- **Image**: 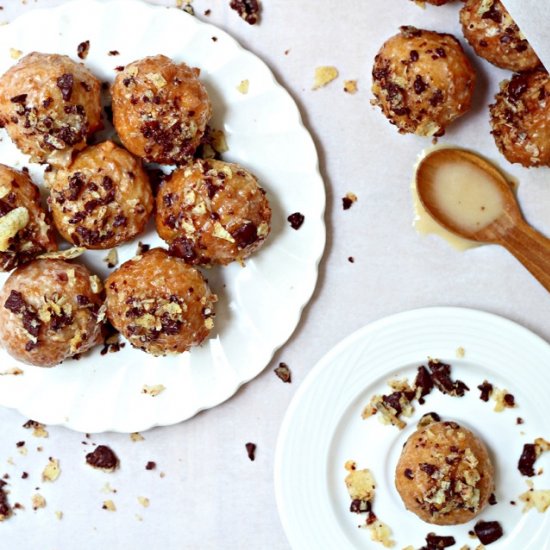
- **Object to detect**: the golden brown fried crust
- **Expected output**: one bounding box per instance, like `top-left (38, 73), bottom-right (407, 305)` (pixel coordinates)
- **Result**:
top-left (395, 421), bottom-right (494, 525)
top-left (105, 248), bottom-right (216, 356)
top-left (0, 164), bottom-right (57, 272)
top-left (0, 52), bottom-right (102, 166)
top-left (460, 0), bottom-right (541, 73)
top-left (47, 141), bottom-right (153, 249)
top-left (371, 26), bottom-right (476, 137)
top-left (490, 70), bottom-right (550, 167)
top-left (111, 55), bottom-right (211, 165)
top-left (156, 159), bottom-right (271, 266)
top-left (0, 259), bottom-right (104, 367)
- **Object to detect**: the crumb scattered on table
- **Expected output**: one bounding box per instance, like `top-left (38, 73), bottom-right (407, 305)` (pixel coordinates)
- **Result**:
top-left (102, 499), bottom-right (116, 512)
top-left (342, 192), bottom-right (357, 210)
top-left (22, 420), bottom-right (48, 438)
top-left (31, 493), bottom-right (46, 510)
top-left (274, 362), bottom-right (291, 383)
top-left (42, 457), bottom-right (61, 482)
top-left (313, 66), bottom-right (339, 90)
top-left (245, 442), bottom-right (256, 461)
top-left (343, 80), bottom-right (358, 94)
top-left (137, 496), bottom-right (150, 508)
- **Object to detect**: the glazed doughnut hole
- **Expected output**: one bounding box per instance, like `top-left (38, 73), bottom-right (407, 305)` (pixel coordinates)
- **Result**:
top-left (111, 55), bottom-right (211, 164)
top-left (0, 258), bottom-right (104, 367)
top-left (155, 159), bottom-right (271, 266)
top-left (395, 421), bottom-right (494, 526)
top-left (0, 164), bottom-right (57, 272)
top-left (47, 141), bottom-right (154, 249)
top-left (0, 52), bottom-right (102, 166)
top-left (371, 26), bottom-right (476, 137)
top-left (105, 248), bottom-right (217, 356)
top-left (460, 0), bottom-right (541, 73)
top-left (490, 71), bottom-right (550, 168)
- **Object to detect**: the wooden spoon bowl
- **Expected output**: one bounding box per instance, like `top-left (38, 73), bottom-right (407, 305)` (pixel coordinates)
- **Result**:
top-left (416, 147), bottom-right (550, 292)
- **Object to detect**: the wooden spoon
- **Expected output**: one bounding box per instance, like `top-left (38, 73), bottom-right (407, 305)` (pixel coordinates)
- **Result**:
top-left (416, 147), bottom-right (550, 292)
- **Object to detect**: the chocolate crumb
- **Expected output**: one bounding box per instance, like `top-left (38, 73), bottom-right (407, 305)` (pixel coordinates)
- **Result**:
top-left (114, 66), bottom-right (124, 72)
top-left (15, 441), bottom-right (24, 448)
top-left (245, 442), bottom-right (256, 461)
top-left (348, 256), bottom-right (355, 263)
top-left (366, 510), bottom-right (377, 525)
top-left (428, 360), bottom-right (469, 397)
top-left (85, 445), bottom-right (119, 472)
top-left (230, 0), bottom-right (260, 25)
top-left (474, 520), bottom-right (503, 545)
top-left (56, 73), bottom-right (74, 102)
top-left (349, 499), bottom-right (371, 514)
top-left (145, 461), bottom-right (156, 471)
top-left (425, 533), bottom-right (456, 548)
top-left (504, 393), bottom-right (515, 407)
top-left (518, 443), bottom-right (537, 477)
top-left (0, 482), bottom-right (11, 520)
top-left (404, 468), bottom-right (414, 480)
top-left (136, 241), bottom-right (150, 256)
top-left (108, 50), bottom-right (120, 56)
top-left (274, 362), bottom-right (291, 383)
top-left (477, 380), bottom-right (493, 402)
top-left (414, 365), bottom-right (434, 403)
top-left (77, 41), bottom-right (90, 60)
top-left (10, 94), bottom-right (27, 104)
top-left (21, 472), bottom-right (28, 479)
top-left (287, 212), bottom-right (304, 230)
top-left (517, 417), bottom-right (524, 425)
top-left (342, 192), bottom-right (357, 210)
top-left (489, 493), bottom-right (497, 505)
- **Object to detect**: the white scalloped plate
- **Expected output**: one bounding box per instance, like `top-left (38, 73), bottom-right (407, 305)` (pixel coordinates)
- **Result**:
top-left (275, 307), bottom-right (550, 550)
top-left (0, 0), bottom-right (325, 432)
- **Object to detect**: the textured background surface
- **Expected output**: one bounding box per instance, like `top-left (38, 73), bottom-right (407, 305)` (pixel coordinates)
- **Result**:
top-left (0, 1), bottom-right (549, 549)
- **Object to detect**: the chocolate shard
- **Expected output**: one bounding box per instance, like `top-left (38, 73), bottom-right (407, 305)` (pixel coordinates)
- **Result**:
top-left (474, 520), bottom-right (504, 545)
top-left (85, 445), bottom-right (119, 472)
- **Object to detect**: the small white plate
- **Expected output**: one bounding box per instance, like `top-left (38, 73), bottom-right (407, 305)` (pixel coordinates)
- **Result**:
top-left (274, 307), bottom-right (550, 550)
top-left (0, 0), bottom-right (325, 432)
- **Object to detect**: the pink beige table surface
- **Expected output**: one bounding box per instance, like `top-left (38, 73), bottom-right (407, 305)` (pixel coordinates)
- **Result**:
top-left (0, 1), bottom-right (549, 549)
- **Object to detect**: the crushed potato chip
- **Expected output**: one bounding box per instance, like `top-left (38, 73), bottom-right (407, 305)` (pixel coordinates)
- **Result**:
top-left (102, 500), bottom-right (116, 512)
top-left (343, 80), bottom-right (358, 94)
top-left (236, 79), bottom-right (249, 94)
top-left (142, 384), bottom-right (166, 397)
top-left (38, 247), bottom-right (85, 261)
top-left (313, 66), bottom-right (339, 90)
top-left (137, 496), bottom-right (150, 508)
top-left (367, 519), bottom-right (395, 548)
top-left (0, 207), bottom-right (29, 251)
top-left (520, 481), bottom-right (550, 513)
top-left (32, 494), bottom-right (46, 510)
top-left (42, 458), bottom-right (61, 482)
top-left (345, 468), bottom-right (376, 501)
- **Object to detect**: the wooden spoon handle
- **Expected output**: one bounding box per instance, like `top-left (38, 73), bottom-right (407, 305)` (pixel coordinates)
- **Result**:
top-left (502, 221), bottom-right (550, 292)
